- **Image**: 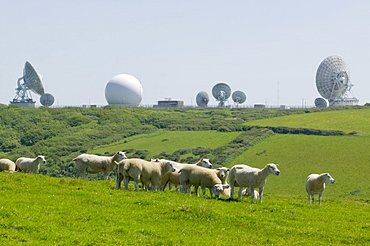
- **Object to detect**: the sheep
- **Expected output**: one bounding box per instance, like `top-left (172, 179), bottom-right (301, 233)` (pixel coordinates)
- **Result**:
top-left (179, 165), bottom-right (229, 198)
top-left (73, 151), bottom-right (127, 180)
top-left (0, 159), bottom-right (16, 172)
top-left (15, 156), bottom-right (46, 174)
top-left (116, 158), bottom-right (176, 191)
top-left (151, 158), bottom-right (213, 191)
top-left (228, 163), bottom-right (280, 203)
top-left (306, 173), bottom-right (335, 205)
top-left (222, 187), bottom-right (260, 200)
top-left (212, 167), bottom-right (230, 184)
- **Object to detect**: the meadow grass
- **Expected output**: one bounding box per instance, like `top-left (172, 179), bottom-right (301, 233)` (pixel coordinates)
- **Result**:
top-left (231, 134), bottom-right (370, 199)
top-left (91, 130), bottom-right (242, 156)
top-left (0, 172), bottom-right (369, 245)
top-left (245, 108), bottom-right (370, 135)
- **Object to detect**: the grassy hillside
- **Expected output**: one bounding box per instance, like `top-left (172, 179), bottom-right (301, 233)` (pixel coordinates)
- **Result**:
top-left (1, 173), bottom-right (369, 245)
top-left (246, 108), bottom-right (370, 135)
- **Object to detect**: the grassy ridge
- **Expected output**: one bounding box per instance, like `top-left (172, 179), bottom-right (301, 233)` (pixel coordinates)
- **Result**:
top-left (0, 173), bottom-right (369, 245)
top-left (246, 108), bottom-right (370, 135)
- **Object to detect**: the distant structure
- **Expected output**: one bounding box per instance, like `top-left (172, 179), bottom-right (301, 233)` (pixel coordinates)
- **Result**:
top-left (105, 74), bottom-right (143, 107)
top-left (11, 61), bottom-right (55, 107)
top-left (232, 90), bottom-right (246, 107)
top-left (212, 82), bottom-right (232, 107)
top-left (155, 99), bottom-right (184, 108)
top-left (315, 55), bottom-right (358, 107)
top-left (314, 97), bottom-right (328, 108)
top-left (196, 91), bottom-right (209, 107)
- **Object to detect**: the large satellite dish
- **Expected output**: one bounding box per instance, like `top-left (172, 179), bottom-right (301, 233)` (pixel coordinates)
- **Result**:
top-left (196, 91), bottom-right (209, 107)
top-left (212, 82), bottom-right (231, 107)
top-left (232, 90), bottom-right (246, 106)
top-left (315, 55), bottom-right (358, 107)
top-left (314, 97), bottom-right (328, 108)
top-left (11, 61), bottom-right (54, 107)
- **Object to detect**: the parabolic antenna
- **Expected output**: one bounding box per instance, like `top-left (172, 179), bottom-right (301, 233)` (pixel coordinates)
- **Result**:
top-left (40, 93), bottom-right (55, 107)
top-left (196, 91), bottom-right (209, 107)
top-left (314, 97), bottom-right (327, 108)
top-left (11, 61), bottom-right (50, 108)
top-left (23, 61), bottom-right (45, 95)
top-left (212, 82), bottom-right (231, 107)
top-left (315, 55), bottom-right (358, 106)
top-left (232, 90), bottom-right (246, 105)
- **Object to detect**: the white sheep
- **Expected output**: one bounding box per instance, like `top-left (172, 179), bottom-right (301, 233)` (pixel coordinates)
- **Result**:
top-left (179, 165), bottom-right (229, 198)
top-left (306, 173), bottom-right (335, 205)
top-left (228, 163), bottom-right (280, 203)
top-left (15, 156), bottom-right (46, 174)
top-left (151, 158), bottom-right (213, 191)
top-left (0, 159), bottom-right (16, 172)
top-left (73, 151), bottom-right (127, 180)
top-left (222, 187), bottom-right (260, 200)
top-left (116, 158), bottom-right (176, 191)
top-left (212, 167), bottom-right (230, 184)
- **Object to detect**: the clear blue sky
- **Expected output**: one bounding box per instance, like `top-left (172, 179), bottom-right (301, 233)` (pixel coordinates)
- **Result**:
top-left (1, 0), bottom-right (369, 107)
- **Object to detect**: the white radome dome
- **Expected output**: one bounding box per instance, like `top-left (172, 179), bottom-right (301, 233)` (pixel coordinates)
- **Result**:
top-left (105, 74), bottom-right (143, 106)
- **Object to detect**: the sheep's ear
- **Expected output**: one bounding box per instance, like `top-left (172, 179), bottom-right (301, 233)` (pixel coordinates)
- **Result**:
top-left (227, 168), bottom-right (230, 171)
top-left (223, 184), bottom-right (230, 188)
top-left (216, 168), bottom-right (220, 170)
top-left (114, 161), bottom-right (119, 166)
top-left (276, 164), bottom-right (279, 167)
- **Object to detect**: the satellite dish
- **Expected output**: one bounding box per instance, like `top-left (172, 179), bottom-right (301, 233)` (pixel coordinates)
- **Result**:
top-left (23, 61), bottom-right (45, 96)
top-left (196, 91), bottom-right (209, 107)
top-left (316, 55), bottom-right (358, 106)
top-left (314, 97), bottom-right (327, 108)
top-left (212, 82), bottom-right (231, 107)
top-left (40, 93), bottom-right (55, 107)
top-left (11, 61), bottom-right (45, 107)
top-left (232, 90), bottom-right (246, 105)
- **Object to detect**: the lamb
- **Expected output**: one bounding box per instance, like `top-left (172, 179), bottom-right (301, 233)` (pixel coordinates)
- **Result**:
top-left (228, 163), bottom-right (280, 203)
top-left (0, 159), bottom-right (16, 172)
top-left (15, 156), bottom-right (46, 174)
top-left (306, 173), bottom-right (335, 205)
top-left (179, 165), bottom-right (229, 198)
top-left (222, 187), bottom-right (260, 200)
top-left (73, 151), bottom-right (127, 180)
top-left (116, 158), bottom-right (176, 191)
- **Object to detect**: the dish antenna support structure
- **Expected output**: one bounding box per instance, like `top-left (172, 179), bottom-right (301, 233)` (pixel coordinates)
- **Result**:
top-left (212, 82), bottom-right (231, 107)
top-left (11, 61), bottom-right (54, 107)
top-left (315, 55), bottom-right (358, 107)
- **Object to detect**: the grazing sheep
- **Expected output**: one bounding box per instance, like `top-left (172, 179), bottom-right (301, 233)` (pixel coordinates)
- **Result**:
top-left (179, 165), bottom-right (229, 198)
top-left (116, 158), bottom-right (176, 191)
top-left (151, 158), bottom-right (213, 191)
top-left (229, 163), bottom-right (280, 203)
top-left (15, 156), bottom-right (46, 174)
top-left (306, 173), bottom-right (335, 205)
top-left (0, 159), bottom-right (16, 172)
top-left (73, 151), bottom-right (127, 180)
top-left (222, 187), bottom-right (260, 200)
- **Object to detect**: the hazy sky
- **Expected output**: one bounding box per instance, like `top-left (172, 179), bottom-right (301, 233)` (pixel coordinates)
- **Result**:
top-left (1, 0), bottom-right (370, 107)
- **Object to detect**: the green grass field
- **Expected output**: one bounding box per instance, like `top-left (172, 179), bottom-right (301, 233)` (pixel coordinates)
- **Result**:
top-left (92, 130), bottom-right (242, 157)
top-left (246, 108), bottom-right (370, 135)
top-left (0, 173), bottom-right (369, 245)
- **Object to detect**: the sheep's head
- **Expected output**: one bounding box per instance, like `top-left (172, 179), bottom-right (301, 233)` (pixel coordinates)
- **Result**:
top-left (198, 158), bottom-right (212, 168)
top-left (216, 167), bottom-right (230, 179)
top-left (115, 152), bottom-right (127, 161)
top-left (36, 156), bottom-right (46, 164)
top-left (212, 184), bottom-right (230, 198)
top-left (323, 173), bottom-right (335, 184)
top-left (267, 163), bottom-right (280, 176)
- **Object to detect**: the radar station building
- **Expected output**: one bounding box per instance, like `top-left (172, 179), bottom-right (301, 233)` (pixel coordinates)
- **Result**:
top-left (155, 100), bottom-right (184, 108)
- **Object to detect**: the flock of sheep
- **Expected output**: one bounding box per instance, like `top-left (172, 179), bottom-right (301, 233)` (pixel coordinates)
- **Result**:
top-left (0, 151), bottom-right (335, 204)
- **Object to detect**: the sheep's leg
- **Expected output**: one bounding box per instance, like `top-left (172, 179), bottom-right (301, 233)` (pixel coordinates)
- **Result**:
top-left (116, 173), bottom-right (123, 189)
top-left (103, 171), bottom-right (109, 180)
top-left (307, 194), bottom-right (311, 204)
top-left (194, 186), bottom-right (199, 197)
top-left (311, 194), bottom-right (315, 205)
top-left (202, 187), bottom-right (207, 198)
top-left (250, 187), bottom-right (255, 203)
top-left (238, 187), bottom-right (243, 199)
top-left (123, 177), bottom-right (130, 191)
top-left (259, 187), bottom-right (264, 203)
top-left (134, 181), bottom-right (140, 192)
top-left (318, 193), bottom-right (322, 205)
